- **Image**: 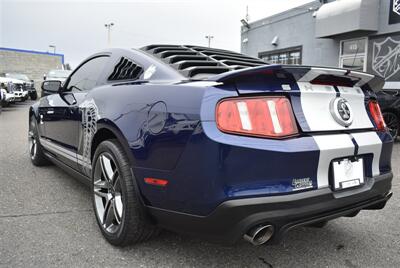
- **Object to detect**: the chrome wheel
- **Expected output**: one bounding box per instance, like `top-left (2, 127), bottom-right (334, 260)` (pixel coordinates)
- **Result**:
top-left (29, 131), bottom-right (37, 159)
top-left (93, 153), bottom-right (123, 234)
top-left (383, 112), bottom-right (399, 139)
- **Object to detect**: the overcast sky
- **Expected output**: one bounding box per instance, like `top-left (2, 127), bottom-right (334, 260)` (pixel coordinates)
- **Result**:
top-left (0, 0), bottom-right (313, 67)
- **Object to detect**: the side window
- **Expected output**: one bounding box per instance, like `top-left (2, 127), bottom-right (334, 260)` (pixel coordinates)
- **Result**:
top-left (108, 57), bottom-right (143, 81)
top-left (67, 56), bottom-right (109, 91)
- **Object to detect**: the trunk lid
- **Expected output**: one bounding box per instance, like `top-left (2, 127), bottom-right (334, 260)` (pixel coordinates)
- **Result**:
top-left (210, 65), bottom-right (385, 132)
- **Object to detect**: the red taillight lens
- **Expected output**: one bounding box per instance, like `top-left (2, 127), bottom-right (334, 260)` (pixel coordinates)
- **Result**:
top-left (216, 97), bottom-right (298, 138)
top-left (368, 100), bottom-right (386, 131)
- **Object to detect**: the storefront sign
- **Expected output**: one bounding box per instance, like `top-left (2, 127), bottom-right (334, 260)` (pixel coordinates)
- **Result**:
top-left (367, 33), bottom-right (400, 82)
top-left (389, 0), bottom-right (400, 24)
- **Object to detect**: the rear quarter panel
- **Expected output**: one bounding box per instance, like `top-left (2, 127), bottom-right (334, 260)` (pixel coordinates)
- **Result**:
top-left (88, 82), bottom-right (206, 170)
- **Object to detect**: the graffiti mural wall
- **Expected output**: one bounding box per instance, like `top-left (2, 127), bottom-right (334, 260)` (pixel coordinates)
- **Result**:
top-left (367, 32), bottom-right (400, 83)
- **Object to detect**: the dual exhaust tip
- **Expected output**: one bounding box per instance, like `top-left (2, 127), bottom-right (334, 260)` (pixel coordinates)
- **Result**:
top-left (243, 224), bottom-right (274, 246)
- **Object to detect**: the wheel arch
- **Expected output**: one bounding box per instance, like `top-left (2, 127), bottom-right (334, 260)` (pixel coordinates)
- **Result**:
top-left (91, 119), bottom-right (152, 208)
top-left (91, 119), bottom-right (135, 166)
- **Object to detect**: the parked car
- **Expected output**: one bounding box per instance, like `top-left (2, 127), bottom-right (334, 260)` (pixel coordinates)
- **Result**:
top-left (43, 69), bottom-right (72, 83)
top-left (0, 73), bottom-right (37, 100)
top-left (13, 85), bottom-right (27, 102)
top-left (0, 88), bottom-right (15, 107)
top-left (0, 86), bottom-right (2, 113)
top-left (29, 46), bottom-right (393, 247)
top-left (42, 70), bottom-right (72, 97)
top-left (376, 89), bottom-right (400, 140)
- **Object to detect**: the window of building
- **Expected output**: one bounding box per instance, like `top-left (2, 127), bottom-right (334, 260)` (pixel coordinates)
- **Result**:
top-left (339, 38), bottom-right (367, 71)
top-left (259, 47), bottom-right (302, 65)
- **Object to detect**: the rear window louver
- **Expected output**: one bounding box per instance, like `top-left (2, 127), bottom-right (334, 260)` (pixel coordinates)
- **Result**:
top-left (141, 44), bottom-right (266, 78)
top-left (108, 57), bottom-right (143, 81)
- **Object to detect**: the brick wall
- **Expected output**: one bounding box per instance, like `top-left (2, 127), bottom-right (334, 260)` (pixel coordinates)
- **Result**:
top-left (0, 49), bottom-right (63, 94)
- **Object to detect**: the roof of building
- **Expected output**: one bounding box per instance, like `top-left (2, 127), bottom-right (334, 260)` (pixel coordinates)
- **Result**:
top-left (0, 47), bottom-right (64, 63)
top-left (244, 0), bottom-right (321, 30)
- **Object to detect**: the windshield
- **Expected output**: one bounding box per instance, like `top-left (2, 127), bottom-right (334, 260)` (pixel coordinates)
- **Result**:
top-left (47, 70), bottom-right (71, 78)
top-left (6, 73), bottom-right (30, 81)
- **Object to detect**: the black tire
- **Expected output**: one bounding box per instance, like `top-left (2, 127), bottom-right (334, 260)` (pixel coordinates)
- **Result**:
top-left (383, 112), bottom-right (399, 140)
top-left (30, 92), bottom-right (38, 100)
top-left (29, 116), bottom-right (51, 166)
top-left (92, 139), bottom-right (160, 246)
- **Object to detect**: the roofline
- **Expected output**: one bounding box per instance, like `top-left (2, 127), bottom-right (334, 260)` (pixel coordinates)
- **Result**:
top-left (0, 47), bottom-right (65, 64)
top-left (244, 0), bottom-right (320, 29)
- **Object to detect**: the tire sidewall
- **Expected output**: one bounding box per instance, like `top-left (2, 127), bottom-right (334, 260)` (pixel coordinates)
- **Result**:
top-left (383, 112), bottom-right (399, 140)
top-left (29, 116), bottom-right (42, 163)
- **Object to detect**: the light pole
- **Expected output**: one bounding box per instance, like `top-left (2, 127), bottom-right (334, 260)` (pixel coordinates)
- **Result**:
top-left (205, 35), bottom-right (214, 48)
top-left (104, 22), bottom-right (115, 46)
top-left (49, 45), bottom-right (56, 54)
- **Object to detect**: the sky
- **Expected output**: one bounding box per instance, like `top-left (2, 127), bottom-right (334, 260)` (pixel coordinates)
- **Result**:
top-left (0, 0), bottom-right (313, 68)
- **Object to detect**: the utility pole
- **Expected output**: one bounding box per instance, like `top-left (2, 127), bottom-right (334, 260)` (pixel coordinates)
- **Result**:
top-left (104, 22), bottom-right (115, 46)
top-left (49, 45), bottom-right (56, 54)
top-left (205, 35), bottom-right (214, 48)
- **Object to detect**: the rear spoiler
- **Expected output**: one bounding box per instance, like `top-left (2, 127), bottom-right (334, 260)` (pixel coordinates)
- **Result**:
top-left (209, 65), bottom-right (385, 92)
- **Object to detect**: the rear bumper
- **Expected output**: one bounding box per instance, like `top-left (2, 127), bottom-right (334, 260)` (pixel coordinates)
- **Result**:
top-left (148, 172), bottom-right (392, 244)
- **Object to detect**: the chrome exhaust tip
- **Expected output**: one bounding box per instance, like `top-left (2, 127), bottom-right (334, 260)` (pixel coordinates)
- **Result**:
top-left (243, 224), bottom-right (274, 246)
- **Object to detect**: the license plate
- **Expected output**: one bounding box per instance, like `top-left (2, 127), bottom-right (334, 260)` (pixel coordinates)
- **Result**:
top-left (332, 158), bottom-right (364, 190)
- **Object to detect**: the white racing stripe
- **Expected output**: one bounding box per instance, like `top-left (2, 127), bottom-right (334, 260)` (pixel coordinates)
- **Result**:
top-left (40, 138), bottom-right (91, 169)
top-left (352, 132), bottom-right (382, 176)
top-left (313, 132), bottom-right (383, 188)
top-left (298, 82), bottom-right (373, 131)
top-left (313, 134), bottom-right (355, 188)
top-left (298, 67), bottom-right (346, 82)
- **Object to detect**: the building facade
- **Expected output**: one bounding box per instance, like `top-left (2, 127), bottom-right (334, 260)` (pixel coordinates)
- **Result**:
top-left (0, 47), bottom-right (64, 90)
top-left (241, 0), bottom-right (400, 89)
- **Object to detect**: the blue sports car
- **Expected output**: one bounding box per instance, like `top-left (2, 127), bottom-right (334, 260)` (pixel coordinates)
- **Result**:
top-left (29, 45), bottom-right (393, 246)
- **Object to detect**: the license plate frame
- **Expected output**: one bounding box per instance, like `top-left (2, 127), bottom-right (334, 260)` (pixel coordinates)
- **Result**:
top-left (332, 158), bottom-right (364, 190)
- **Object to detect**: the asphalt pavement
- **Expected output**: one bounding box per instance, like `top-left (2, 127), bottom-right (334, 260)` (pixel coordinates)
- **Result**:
top-left (0, 101), bottom-right (399, 268)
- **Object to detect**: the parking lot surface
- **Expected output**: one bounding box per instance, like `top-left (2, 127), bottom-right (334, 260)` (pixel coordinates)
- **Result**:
top-left (0, 101), bottom-right (399, 268)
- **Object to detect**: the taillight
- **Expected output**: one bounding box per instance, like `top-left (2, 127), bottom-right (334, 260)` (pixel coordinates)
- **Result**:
top-left (216, 97), bottom-right (298, 138)
top-left (368, 100), bottom-right (386, 131)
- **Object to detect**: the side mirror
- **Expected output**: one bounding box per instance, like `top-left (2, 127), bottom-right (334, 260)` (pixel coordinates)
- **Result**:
top-left (41, 80), bottom-right (62, 94)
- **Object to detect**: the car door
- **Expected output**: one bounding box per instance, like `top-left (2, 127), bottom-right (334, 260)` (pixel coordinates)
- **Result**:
top-left (40, 55), bottom-right (111, 170)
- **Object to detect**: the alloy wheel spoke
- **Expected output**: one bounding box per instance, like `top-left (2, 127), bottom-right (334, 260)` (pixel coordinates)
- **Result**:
top-left (112, 173), bottom-right (120, 189)
top-left (99, 155), bottom-right (115, 182)
top-left (30, 140), bottom-right (35, 156)
top-left (33, 142), bottom-right (37, 157)
top-left (93, 179), bottom-right (110, 190)
top-left (94, 189), bottom-right (111, 200)
top-left (103, 197), bottom-right (115, 227)
top-left (113, 193), bottom-right (123, 223)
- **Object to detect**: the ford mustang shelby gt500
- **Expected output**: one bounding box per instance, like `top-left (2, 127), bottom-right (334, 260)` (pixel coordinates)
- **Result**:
top-left (29, 45), bottom-right (393, 246)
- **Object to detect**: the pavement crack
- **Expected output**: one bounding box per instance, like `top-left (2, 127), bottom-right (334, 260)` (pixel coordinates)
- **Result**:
top-left (0, 209), bottom-right (91, 219)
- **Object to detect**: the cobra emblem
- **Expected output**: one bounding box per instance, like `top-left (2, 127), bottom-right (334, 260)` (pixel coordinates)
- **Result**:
top-left (330, 97), bottom-right (353, 127)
